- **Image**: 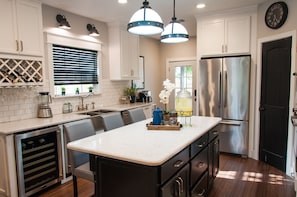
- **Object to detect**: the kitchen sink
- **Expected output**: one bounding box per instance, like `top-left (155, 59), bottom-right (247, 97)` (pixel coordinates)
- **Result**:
top-left (79, 109), bottom-right (114, 116)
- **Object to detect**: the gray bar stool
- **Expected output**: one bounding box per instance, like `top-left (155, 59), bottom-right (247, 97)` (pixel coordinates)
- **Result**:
top-left (99, 112), bottom-right (125, 131)
top-left (127, 108), bottom-right (146, 123)
top-left (64, 119), bottom-right (96, 197)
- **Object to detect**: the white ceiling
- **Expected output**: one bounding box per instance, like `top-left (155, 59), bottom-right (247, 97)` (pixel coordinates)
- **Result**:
top-left (40, 0), bottom-right (267, 37)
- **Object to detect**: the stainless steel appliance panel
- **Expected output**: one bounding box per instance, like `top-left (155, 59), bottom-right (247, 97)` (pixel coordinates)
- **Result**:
top-left (199, 55), bottom-right (250, 156)
top-left (222, 56), bottom-right (250, 121)
top-left (199, 58), bottom-right (222, 117)
top-left (15, 126), bottom-right (63, 197)
top-left (219, 120), bottom-right (249, 155)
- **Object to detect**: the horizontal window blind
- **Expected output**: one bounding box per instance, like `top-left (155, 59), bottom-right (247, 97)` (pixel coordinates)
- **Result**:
top-left (53, 44), bottom-right (98, 85)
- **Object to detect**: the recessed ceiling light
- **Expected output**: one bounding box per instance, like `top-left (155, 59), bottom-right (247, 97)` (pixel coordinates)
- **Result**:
top-left (118, 0), bottom-right (127, 4)
top-left (196, 3), bottom-right (206, 9)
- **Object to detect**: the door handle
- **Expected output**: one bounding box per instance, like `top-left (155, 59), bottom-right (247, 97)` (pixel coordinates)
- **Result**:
top-left (259, 106), bottom-right (265, 111)
top-left (224, 71), bottom-right (227, 107)
top-left (220, 120), bottom-right (241, 126)
top-left (219, 72), bottom-right (222, 108)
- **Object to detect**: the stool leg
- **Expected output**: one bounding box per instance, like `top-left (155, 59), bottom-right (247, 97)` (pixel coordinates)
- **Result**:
top-left (73, 175), bottom-right (78, 197)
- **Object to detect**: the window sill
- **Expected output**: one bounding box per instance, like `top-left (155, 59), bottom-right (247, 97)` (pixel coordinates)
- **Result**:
top-left (53, 92), bottom-right (100, 99)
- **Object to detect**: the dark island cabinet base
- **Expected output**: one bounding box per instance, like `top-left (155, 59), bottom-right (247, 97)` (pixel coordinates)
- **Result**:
top-left (90, 125), bottom-right (220, 197)
top-left (93, 156), bottom-right (159, 197)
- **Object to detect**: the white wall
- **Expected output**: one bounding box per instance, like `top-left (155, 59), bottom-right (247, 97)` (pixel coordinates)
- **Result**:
top-left (139, 36), bottom-right (197, 108)
top-left (139, 36), bottom-right (162, 104)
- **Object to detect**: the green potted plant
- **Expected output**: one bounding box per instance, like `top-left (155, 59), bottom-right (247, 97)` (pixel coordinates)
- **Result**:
top-left (124, 86), bottom-right (137, 103)
top-left (75, 87), bottom-right (79, 94)
top-left (88, 86), bottom-right (93, 92)
top-left (61, 87), bottom-right (66, 96)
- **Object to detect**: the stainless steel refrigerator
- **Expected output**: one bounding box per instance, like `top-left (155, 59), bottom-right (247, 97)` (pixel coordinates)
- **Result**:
top-left (199, 55), bottom-right (250, 156)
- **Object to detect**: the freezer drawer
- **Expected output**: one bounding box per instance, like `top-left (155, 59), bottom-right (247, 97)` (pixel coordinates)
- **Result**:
top-left (219, 120), bottom-right (248, 156)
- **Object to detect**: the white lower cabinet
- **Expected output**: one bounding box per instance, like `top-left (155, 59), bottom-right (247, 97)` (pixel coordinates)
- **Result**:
top-left (0, 136), bottom-right (9, 196)
top-left (0, 135), bottom-right (18, 197)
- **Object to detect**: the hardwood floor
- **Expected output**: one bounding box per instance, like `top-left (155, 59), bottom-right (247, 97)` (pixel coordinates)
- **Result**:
top-left (38, 154), bottom-right (296, 197)
top-left (208, 153), bottom-right (296, 197)
top-left (38, 178), bottom-right (94, 197)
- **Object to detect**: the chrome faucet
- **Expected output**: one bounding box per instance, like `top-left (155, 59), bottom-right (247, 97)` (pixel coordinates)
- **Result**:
top-left (78, 92), bottom-right (94, 111)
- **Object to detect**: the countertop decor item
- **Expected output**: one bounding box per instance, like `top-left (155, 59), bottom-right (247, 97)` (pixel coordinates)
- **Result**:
top-left (146, 122), bottom-right (181, 130)
top-left (124, 85), bottom-right (137, 103)
top-left (159, 79), bottom-right (175, 114)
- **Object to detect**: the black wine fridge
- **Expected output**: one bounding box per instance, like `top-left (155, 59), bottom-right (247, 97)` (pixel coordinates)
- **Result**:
top-left (14, 126), bottom-right (63, 197)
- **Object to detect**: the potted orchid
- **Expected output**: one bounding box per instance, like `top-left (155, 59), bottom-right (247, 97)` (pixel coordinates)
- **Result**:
top-left (159, 79), bottom-right (175, 120)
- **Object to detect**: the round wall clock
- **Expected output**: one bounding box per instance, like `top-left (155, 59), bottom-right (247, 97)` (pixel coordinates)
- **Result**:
top-left (265, 1), bottom-right (288, 29)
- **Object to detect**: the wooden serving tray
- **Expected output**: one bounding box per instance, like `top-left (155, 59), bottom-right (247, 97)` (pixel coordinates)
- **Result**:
top-left (146, 122), bottom-right (182, 131)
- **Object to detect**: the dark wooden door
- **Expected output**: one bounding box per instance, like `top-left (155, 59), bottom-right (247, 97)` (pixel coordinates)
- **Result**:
top-left (259, 37), bottom-right (292, 172)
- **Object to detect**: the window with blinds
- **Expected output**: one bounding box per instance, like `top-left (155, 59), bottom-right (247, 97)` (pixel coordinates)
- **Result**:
top-left (53, 44), bottom-right (98, 85)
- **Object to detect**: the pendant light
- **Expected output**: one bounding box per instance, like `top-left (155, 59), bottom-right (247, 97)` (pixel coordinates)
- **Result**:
top-left (127, 0), bottom-right (164, 35)
top-left (161, 0), bottom-right (189, 43)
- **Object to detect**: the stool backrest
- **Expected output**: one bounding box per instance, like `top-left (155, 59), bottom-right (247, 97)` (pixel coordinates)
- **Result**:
top-left (99, 112), bottom-right (125, 131)
top-left (64, 119), bottom-right (96, 168)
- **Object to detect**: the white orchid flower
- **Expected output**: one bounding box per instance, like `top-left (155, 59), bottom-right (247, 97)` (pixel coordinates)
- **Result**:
top-left (159, 79), bottom-right (175, 107)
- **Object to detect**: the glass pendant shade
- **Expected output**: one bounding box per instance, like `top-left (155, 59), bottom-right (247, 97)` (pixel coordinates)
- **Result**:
top-left (161, 0), bottom-right (189, 43)
top-left (127, 1), bottom-right (164, 35)
top-left (161, 20), bottom-right (189, 43)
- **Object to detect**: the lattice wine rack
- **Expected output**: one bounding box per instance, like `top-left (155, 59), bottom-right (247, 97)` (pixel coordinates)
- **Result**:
top-left (0, 58), bottom-right (43, 87)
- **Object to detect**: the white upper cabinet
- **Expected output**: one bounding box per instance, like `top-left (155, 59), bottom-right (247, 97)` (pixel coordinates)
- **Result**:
top-left (197, 15), bottom-right (251, 56)
top-left (0, 0), bottom-right (43, 57)
top-left (109, 24), bottom-right (139, 80)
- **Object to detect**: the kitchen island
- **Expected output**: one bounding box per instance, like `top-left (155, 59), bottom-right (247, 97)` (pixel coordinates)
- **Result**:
top-left (67, 116), bottom-right (221, 197)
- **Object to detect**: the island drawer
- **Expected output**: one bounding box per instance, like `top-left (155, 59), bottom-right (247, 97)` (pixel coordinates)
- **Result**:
top-left (160, 147), bottom-right (189, 184)
top-left (190, 133), bottom-right (208, 158)
top-left (190, 146), bottom-right (208, 188)
top-left (191, 171), bottom-right (208, 197)
top-left (209, 125), bottom-right (220, 142)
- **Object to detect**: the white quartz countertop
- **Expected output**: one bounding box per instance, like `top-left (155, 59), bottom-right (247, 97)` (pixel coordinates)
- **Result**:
top-left (67, 116), bottom-right (221, 166)
top-left (0, 113), bottom-right (90, 135)
top-left (79, 102), bottom-right (154, 112)
top-left (0, 103), bottom-right (154, 135)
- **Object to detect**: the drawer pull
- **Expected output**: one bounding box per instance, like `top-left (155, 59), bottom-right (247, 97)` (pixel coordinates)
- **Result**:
top-left (174, 176), bottom-right (184, 196)
top-left (177, 176), bottom-right (184, 193)
top-left (173, 160), bottom-right (184, 168)
top-left (197, 189), bottom-right (205, 196)
top-left (198, 162), bottom-right (205, 168)
top-left (197, 142), bottom-right (206, 148)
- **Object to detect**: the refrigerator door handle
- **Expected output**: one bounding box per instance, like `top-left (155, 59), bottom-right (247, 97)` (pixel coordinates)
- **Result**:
top-left (220, 120), bottom-right (241, 126)
top-left (224, 71), bottom-right (228, 107)
top-left (219, 71), bottom-right (222, 108)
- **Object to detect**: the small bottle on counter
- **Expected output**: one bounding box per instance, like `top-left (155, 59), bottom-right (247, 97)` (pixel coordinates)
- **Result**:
top-left (169, 111), bottom-right (178, 125)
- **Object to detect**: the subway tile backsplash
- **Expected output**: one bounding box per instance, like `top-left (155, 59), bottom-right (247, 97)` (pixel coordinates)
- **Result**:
top-left (0, 79), bottom-right (129, 123)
